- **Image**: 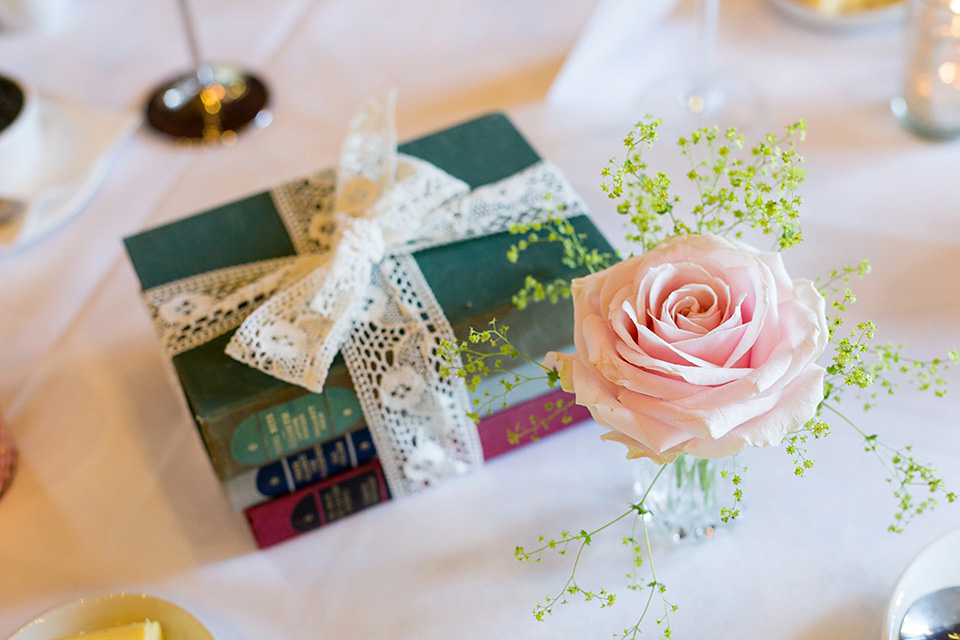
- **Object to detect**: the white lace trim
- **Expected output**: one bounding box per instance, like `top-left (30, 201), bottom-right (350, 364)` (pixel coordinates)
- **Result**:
top-left (142, 97), bottom-right (586, 497)
top-left (341, 254), bottom-right (482, 496)
top-left (271, 167), bottom-right (337, 255)
top-left (145, 256), bottom-right (302, 356)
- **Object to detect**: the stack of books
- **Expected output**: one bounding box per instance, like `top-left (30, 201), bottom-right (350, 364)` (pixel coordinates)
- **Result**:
top-left (124, 113), bottom-right (611, 548)
top-left (237, 376), bottom-right (590, 548)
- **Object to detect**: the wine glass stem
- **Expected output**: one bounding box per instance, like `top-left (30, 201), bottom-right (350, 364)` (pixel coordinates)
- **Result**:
top-left (694, 0), bottom-right (719, 86)
top-left (176, 0), bottom-right (214, 85)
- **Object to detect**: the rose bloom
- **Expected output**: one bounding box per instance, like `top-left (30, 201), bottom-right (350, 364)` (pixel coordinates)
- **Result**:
top-left (546, 233), bottom-right (828, 463)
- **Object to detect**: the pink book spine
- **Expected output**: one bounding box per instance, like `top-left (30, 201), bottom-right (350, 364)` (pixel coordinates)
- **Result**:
top-left (478, 388), bottom-right (588, 460)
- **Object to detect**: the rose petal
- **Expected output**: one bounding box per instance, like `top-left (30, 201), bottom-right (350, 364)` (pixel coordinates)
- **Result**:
top-left (615, 334), bottom-right (751, 385)
top-left (566, 356), bottom-right (694, 452)
top-left (650, 313), bottom-right (747, 366)
top-left (600, 429), bottom-right (684, 464)
top-left (683, 366), bottom-right (825, 457)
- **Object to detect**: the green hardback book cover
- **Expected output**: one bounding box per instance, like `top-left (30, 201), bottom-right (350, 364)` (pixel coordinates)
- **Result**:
top-left (125, 113), bottom-right (612, 481)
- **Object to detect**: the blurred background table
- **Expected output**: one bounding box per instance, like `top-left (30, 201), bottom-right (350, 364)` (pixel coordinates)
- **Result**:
top-left (1, 0), bottom-right (958, 638)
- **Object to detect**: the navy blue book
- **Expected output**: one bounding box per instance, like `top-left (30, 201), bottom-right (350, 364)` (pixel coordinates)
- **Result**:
top-left (224, 426), bottom-right (376, 510)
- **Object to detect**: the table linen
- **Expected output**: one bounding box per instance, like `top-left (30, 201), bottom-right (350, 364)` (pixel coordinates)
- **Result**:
top-left (1, 0), bottom-right (958, 638)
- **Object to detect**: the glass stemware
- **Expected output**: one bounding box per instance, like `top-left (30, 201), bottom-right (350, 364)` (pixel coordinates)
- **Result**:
top-left (641, 0), bottom-right (760, 135)
top-left (144, 0), bottom-right (271, 144)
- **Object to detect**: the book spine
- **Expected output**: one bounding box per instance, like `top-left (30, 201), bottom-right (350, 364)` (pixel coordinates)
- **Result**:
top-left (245, 460), bottom-right (390, 548)
top-left (220, 336), bottom-right (571, 496)
top-left (225, 426), bottom-right (377, 511)
top-left (223, 382), bottom-right (363, 471)
top-left (477, 388), bottom-right (590, 460)
top-left (244, 388), bottom-right (587, 548)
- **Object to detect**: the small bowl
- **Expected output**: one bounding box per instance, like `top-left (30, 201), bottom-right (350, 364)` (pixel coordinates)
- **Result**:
top-left (0, 74), bottom-right (44, 197)
top-left (7, 593), bottom-right (215, 640)
top-left (767, 0), bottom-right (905, 30)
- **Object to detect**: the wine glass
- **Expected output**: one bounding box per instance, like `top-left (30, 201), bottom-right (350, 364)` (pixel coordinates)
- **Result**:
top-left (640, 0), bottom-right (760, 136)
top-left (144, 0), bottom-right (271, 144)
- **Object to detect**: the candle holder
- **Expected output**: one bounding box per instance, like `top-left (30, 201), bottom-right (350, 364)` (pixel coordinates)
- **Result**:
top-left (891, 0), bottom-right (960, 140)
top-left (145, 0), bottom-right (270, 144)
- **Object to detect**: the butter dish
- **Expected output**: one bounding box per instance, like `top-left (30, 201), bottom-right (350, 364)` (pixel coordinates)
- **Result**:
top-left (7, 593), bottom-right (212, 640)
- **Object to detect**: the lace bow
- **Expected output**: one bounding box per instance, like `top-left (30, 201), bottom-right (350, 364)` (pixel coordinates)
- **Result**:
top-left (144, 95), bottom-right (586, 497)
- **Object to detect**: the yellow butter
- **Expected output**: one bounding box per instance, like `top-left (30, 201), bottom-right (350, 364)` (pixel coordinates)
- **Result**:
top-left (55, 619), bottom-right (163, 640)
top-left (794, 0), bottom-right (899, 13)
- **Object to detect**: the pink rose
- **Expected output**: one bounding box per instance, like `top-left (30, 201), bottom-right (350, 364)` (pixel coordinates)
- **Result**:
top-left (546, 233), bottom-right (828, 463)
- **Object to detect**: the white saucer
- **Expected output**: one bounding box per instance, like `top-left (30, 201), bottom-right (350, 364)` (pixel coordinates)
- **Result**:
top-left (0, 93), bottom-right (138, 255)
top-left (768, 0), bottom-right (905, 30)
top-left (7, 593), bottom-right (214, 640)
top-left (882, 526), bottom-right (960, 640)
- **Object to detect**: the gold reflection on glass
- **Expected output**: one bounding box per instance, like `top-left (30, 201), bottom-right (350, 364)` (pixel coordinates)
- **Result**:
top-left (200, 86), bottom-right (223, 114)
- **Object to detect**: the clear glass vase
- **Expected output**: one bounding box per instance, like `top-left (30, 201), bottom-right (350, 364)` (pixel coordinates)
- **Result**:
top-left (632, 454), bottom-right (737, 543)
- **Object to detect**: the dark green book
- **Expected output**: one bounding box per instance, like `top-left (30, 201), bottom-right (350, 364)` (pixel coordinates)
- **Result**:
top-left (125, 113), bottom-right (612, 482)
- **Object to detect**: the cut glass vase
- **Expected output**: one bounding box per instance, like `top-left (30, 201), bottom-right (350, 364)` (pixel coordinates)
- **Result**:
top-left (633, 453), bottom-right (738, 543)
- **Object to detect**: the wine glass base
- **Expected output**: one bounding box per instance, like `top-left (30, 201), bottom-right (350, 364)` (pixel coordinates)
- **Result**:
top-left (145, 64), bottom-right (270, 144)
top-left (639, 74), bottom-right (762, 138)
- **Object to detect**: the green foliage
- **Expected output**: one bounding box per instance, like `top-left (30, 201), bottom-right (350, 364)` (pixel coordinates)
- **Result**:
top-left (440, 319), bottom-right (579, 443)
top-left (784, 419), bottom-right (831, 477)
top-left (600, 118), bottom-right (807, 252)
top-left (507, 212), bottom-right (614, 310)
top-left (439, 320), bottom-right (556, 423)
top-left (515, 523), bottom-right (618, 622)
top-left (718, 463), bottom-right (747, 523)
top-left (823, 404), bottom-right (957, 533)
top-left (515, 465), bottom-right (677, 640)
top-left (818, 259), bottom-right (871, 342)
top-left (506, 395), bottom-right (576, 445)
top-left (812, 260), bottom-right (957, 530)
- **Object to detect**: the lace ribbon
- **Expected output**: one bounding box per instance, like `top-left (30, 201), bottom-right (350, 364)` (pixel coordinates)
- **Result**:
top-left (143, 96), bottom-right (586, 497)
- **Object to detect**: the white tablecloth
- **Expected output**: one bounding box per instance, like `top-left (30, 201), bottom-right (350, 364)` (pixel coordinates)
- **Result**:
top-left (1, 0), bottom-right (958, 638)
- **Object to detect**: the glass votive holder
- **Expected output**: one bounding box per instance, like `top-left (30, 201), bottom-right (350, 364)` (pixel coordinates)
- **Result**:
top-left (0, 413), bottom-right (17, 499)
top-left (891, 0), bottom-right (960, 140)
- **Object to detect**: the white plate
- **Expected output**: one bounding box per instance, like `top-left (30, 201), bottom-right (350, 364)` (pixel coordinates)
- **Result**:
top-left (7, 593), bottom-right (214, 640)
top-left (882, 526), bottom-right (960, 640)
top-left (0, 93), bottom-right (138, 255)
top-left (768, 0), bottom-right (905, 30)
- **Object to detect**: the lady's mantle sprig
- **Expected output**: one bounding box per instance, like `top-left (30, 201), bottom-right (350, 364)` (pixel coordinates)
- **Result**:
top-left (514, 465), bottom-right (678, 640)
top-left (787, 257), bottom-right (959, 531)
top-left (439, 321), bottom-right (578, 442)
top-left (507, 203), bottom-right (613, 311)
top-left (601, 118), bottom-right (806, 252)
